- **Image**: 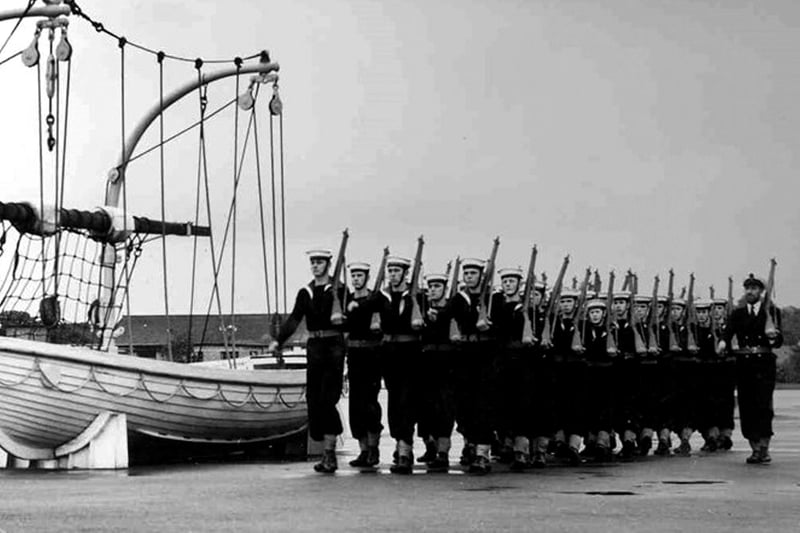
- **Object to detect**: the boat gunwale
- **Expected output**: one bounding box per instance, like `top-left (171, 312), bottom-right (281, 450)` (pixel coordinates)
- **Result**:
top-left (0, 337), bottom-right (305, 388)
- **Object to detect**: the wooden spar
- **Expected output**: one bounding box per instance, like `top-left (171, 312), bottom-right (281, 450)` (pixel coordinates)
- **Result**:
top-left (0, 201), bottom-right (210, 237)
top-left (105, 65), bottom-right (280, 208)
top-left (0, 5), bottom-right (71, 24)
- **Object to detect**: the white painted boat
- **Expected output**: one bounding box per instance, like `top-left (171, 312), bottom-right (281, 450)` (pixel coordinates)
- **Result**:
top-left (0, 336), bottom-right (306, 460)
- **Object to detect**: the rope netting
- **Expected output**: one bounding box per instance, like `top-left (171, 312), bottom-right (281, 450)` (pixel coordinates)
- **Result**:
top-left (0, 2), bottom-right (289, 365)
top-left (0, 221), bottom-right (144, 349)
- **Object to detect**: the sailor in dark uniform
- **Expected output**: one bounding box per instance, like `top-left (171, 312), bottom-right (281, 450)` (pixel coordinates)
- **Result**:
top-left (374, 256), bottom-right (423, 474)
top-left (692, 298), bottom-right (721, 452)
top-left (529, 281), bottom-right (554, 467)
top-left (491, 267), bottom-right (534, 471)
top-left (666, 297), bottom-right (692, 456)
top-left (711, 297), bottom-right (735, 450)
top-left (344, 262), bottom-right (383, 469)
top-left (653, 295), bottom-right (678, 456)
top-left (450, 258), bottom-right (496, 474)
top-left (581, 299), bottom-right (615, 462)
top-left (723, 274), bottom-right (783, 464)
top-left (632, 294), bottom-right (657, 456)
top-left (611, 290), bottom-right (639, 460)
top-left (550, 288), bottom-right (584, 466)
top-left (419, 273), bottom-right (456, 473)
top-left (270, 249), bottom-right (346, 474)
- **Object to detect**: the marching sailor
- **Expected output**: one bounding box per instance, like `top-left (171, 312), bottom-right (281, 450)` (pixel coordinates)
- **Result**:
top-left (344, 262), bottom-right (383, 469)
top-left (270, 249), bottom-right (346, 474)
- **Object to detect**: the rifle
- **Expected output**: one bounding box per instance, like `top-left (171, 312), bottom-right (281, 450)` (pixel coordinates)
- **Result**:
top-left (476, 237), bottom-right (500, 331)
top-left (605, 271), bottom-right (617, 356)
top-left (571, 267), bottom-right (592, 351)
top-left (541, 255), bottom-right (570, 348)
top-left (448, 256), bottom-right (463, 342)
top-left (521, 246), bottom-right (538, 345)
top-left (667, 269), bottom-right (680, 352)
top-left (686, 273), bottom-right (699, 352)
top-left (369, 246), bottom-right (390, 332)
top-left (593, 270), bottom-right (602, 293)
top-left (409, 236), bottom-right (425, 330)
top-left (709, 284), bottom-right (720, 355)
top-left (647, 275), bottom-right (660, 353)
top-left (630, 271), bottom-right (647, 355)
top-left (728, 275), bottom-right (739, 351)
top-left (329, 229), bottom-right (349, 325)
top-left (764, 258), bottom-right (778, 337)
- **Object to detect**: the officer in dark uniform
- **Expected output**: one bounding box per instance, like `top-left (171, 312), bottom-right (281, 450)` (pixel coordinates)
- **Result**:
top-left (723, 274), bottom-right (783, 464)
top-left (450, 258), bottom-right (496, 474)
top-left (344, 262), bottom-right (383, 469)
top-left (712, 296), bottom-right (735, 450)
top-left (419, 272), bottom-right (456, 473)
top-left (374, 256), bottom-right (423, 474)
top-left (270, 249), bottom-right (346, 474)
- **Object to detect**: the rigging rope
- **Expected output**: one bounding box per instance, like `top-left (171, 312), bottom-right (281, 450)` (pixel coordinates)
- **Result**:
top-left (0, 0), bottom-right (34, 61)
top-left (196, 83), bottom-right (232, 363)
top-left (157, 51), bottom-right (173, 362)
top-left (119, 37), bottom-right (133, 356)
top-left (64, 1), bottom-right (266, 66)
top-left (268, 98), bottom-right (280, 313)
top-left (229, 59), bottom-right (243, 369)
top-left (278, 103), bottom-right (287, 312)
top-left (251, 100), bottom-right (272, 318)
top-left (187, 64), bottom-right (206, 362)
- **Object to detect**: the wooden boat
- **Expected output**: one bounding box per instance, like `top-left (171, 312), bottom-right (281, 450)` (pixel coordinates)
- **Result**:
top-left (0, 2), bottom-right (304, 467)
top-left (0, 336), bottom-right (306, 455)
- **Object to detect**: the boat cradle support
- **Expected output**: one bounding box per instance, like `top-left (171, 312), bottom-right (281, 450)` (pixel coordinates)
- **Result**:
top-left (0, 411), bottom-right (129, 470)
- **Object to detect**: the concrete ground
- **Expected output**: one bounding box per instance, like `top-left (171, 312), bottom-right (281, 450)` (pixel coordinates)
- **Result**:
top-left (1, 391), bottom-right (800, 532)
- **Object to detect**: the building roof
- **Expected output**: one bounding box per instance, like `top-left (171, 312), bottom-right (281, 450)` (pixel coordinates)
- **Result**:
top-left (114, 313), bottom-right (308, 348)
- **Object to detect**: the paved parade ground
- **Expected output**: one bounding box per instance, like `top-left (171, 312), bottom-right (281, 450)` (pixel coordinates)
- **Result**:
top-left (1, 390), bottom-right (800, 532)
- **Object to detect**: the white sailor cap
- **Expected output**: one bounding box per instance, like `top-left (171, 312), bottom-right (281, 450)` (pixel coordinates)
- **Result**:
top-left (612, 291), bottom-right (631, 301)
top-left (656, 295), bottom-right (669, 304)
top-left (587, 299), bottom-right (606, 310)
top-left (498, 267), bottom-right (523, 279)
top-left (461, 258), bottom-right (486, 271)
top-left (671, 298), bottom-right (686, 307)
top-left (386, 256), bottom-right (412, 269)
top-left (306, 248), bottom-right (332, 260)
top-left (347, 262), bottom-right (370, 273)
top-left (712, 298), bottom-right (727, 306)
top-left (534, 281), bottom-right (546, 292)
top-left (425, 273), bottom-right (448, 285)
top-left (585, 290), bottom-right (597, 299)
top-left (634, 295), bottom-right (652, 304)
top-left (695, 298), bottom-right (713, 309)
top-left (559, 289), bottom-right (580, 300)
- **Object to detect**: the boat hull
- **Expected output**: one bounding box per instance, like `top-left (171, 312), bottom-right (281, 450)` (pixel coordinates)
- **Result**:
top-left (0, 337), bottom-right (307, 456)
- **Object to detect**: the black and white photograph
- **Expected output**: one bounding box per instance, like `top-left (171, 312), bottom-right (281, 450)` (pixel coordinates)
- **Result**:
top-left (0, 1), bottom-right (798, 531)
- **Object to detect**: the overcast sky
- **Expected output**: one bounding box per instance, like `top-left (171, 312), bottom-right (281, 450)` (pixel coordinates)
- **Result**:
top-left (1, 0), bottom-right (798, 316)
